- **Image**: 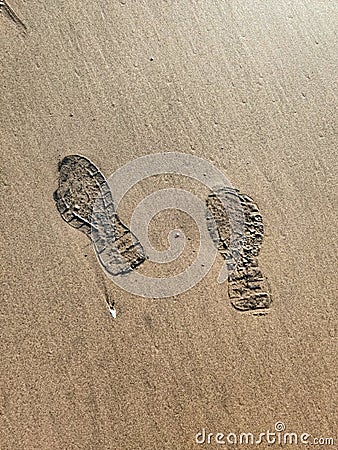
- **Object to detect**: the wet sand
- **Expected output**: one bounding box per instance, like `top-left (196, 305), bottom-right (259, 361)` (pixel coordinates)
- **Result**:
top-left (1, 1), bottom-right (337, 449)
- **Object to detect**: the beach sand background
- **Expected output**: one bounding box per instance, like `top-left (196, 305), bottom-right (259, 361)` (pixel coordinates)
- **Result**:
top-left (1, 1), bottom-right (337, 449)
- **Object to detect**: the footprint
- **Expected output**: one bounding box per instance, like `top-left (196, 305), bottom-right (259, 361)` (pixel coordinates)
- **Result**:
top-left (53, 155), bottom-right (146, 276)
top-left (54, 156), bottom-right (271, 312)
top-left (206, 187), bottom-right (272, 312)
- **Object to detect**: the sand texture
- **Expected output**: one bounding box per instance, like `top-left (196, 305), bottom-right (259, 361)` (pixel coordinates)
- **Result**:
top-left (1, 1), bottom-right (337, 449)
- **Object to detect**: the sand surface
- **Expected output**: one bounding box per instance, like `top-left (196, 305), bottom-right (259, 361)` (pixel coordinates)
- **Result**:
top-left (1, 1), bottom-right (337, 449)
